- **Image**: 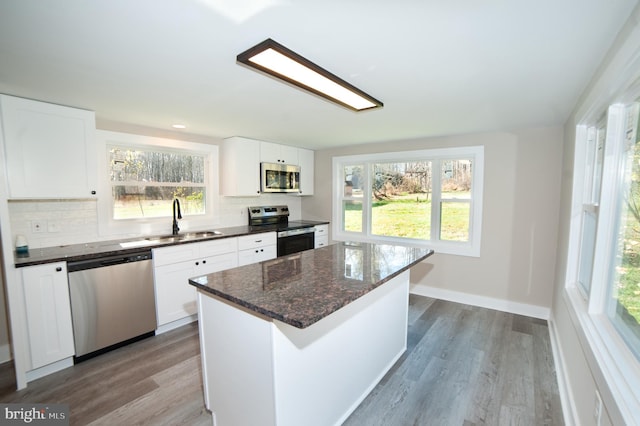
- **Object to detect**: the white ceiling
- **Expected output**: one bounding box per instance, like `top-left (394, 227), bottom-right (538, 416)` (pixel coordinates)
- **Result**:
top-left (0, 0), bottom-right (637, 149)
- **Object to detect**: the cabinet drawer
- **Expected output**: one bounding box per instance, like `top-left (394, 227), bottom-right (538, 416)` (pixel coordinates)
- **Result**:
top-left (315, 236), bottom-right (329, 248)
top-left (199, 238), bottom-right (238, 258)
top-left (237, 232), bottom-right (277, 250)
top-left (314, 224), bottom-right (329, 236)
top-left (153, 243), bottom-right (201, 266)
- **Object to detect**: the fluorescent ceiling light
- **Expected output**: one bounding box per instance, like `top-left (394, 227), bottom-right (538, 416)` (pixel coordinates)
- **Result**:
top-left (237, 39), bottom-right (383, 112)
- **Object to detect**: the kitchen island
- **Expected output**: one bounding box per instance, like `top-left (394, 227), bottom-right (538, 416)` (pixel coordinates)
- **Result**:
top-left (189, 242), bottom-right (433, 426)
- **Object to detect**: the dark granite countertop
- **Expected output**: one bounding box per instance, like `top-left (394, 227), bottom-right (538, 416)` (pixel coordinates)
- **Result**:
top-left (14, 221), bottom-right (329, 267)
top-left (189, 242), bottom-right (434, 329)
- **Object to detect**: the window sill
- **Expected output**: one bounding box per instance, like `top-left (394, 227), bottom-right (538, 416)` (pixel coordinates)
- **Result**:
top-left (562, 286), bottom-right (640, 424)
top-left (332, 232), bottom-right (480, 257)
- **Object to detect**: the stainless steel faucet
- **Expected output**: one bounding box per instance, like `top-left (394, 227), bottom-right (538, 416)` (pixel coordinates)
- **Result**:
top-left (172, 198), bottom-right (182, 235)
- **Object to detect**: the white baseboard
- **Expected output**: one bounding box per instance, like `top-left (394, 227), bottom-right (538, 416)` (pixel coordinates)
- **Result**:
top-left (25, 357), bottom-right (74, 383)
top-left (0, 343), bottom-right (11, 364)
top-left (409, 284), bottom-right (551, 320)
top-left (155, 314), bottom-right (197, 335)
top-left (547, 317), bottom-right (578, 426)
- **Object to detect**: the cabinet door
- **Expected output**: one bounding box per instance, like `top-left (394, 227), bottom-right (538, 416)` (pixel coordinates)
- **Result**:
top-left (298, 148), bottom-right (314, 195)
top-left (238, 245), bottom-right (277, 266)
top-left (221, 137), bottom-right (261, 196)
top-left (154, 260), bottom-right (199, 325)
top-left (22, 262), bottom-right (75, 369)
top-left (200, 252), bottom-right (238, 275)
top-left (1, 95), bottom-right (97, 199)
top-left (260, 141), bottom-right (298, 164)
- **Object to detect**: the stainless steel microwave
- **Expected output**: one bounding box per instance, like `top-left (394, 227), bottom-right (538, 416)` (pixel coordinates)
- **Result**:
top-left (261, 162), bottom-right (301, 193)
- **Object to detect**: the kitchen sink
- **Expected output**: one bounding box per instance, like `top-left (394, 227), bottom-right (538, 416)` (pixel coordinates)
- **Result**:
top-left (120, 230), bottom-right (225, 248)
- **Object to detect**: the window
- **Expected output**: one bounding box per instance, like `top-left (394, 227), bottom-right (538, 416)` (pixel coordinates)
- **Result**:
top-left (96, 130), bottom-right (219, 236)
top-left (109, 145), bottom-right (206, 220)
top-left (605, 102), bottom-right (640, 358)
top-left (577, 118), bottom-right (606, 296)
top-left (567, 101), bottom-right (640, 418)
top-left (333, 146), bottom-right (484, 257)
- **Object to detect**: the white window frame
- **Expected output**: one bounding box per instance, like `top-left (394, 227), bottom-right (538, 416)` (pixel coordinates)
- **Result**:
top-left (96, 130), bottom-right (220, 237)
top-left (565, 102), bottom-right (640, 421)
top-left (332, 146), bottom-right (484, 257)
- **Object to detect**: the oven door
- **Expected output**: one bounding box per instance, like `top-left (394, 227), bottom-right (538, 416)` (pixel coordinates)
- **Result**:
top-left (277, 228), bottom-right (315, 256)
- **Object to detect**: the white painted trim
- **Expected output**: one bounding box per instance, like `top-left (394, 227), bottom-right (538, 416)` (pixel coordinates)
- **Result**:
top-left (409, 284), bottom-right (550, 320)
top-left (0, 344), bottom-right (11, 364)
top-left (547, 316), bottom-right (578, 426)
top-left (155, 314), bottom-right (197, 335)
top-left (25, 357), bottom-right (73, 383)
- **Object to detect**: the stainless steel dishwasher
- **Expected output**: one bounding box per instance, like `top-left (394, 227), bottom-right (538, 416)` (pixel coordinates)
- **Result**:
top-left (67, 250), bottom-right (156, 361)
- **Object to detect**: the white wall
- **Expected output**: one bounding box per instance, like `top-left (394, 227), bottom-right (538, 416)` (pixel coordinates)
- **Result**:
top-left (303, 126), bottom-right (563, 319)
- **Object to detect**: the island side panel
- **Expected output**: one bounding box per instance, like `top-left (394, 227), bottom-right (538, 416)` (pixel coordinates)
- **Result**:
top-left (271, 270), bottom-right (410, 426)
top-left (197, 291), bottom-right (277, 426)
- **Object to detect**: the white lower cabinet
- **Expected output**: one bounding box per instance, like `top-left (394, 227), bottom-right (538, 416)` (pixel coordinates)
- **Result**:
top-left (237, 232), bottom-right (277, 266)
top-left (153, 238), bottom-right (238, 327)
top-left (22, 262), bottom-right (75, 370)
top-left (315, 224), bottom-right (329, 248)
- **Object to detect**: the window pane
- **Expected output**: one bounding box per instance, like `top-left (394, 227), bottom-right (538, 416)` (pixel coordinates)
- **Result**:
top-left (343, 201), bottom-right (363, 232)
top-left (578, 210), bottom-right (597, 293)
top-left (344, 165), bottom-right (364, 198)
top-left (109, 146), bottom-right (206, 220)
top-left (110, 147), bottom-right (205, 184)
top-left (440, 201), bottom-right (470, 241)
top-left (608, 104), bottom-right (640, 359)
top-left (112, 186), bottom-right (205, 220)
top-left (441, 159), bottom-right (472, 198)
top-left (371, 162), bottom-right (432, 239)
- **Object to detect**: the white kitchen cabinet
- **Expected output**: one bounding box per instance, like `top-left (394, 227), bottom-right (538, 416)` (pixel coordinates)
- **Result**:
top-left (22, 262), bottom-right (75, 370)
top-left (298, 147), bottom-right (315, 195)
top-left (153, 238), bottom-right (238, 327)
top-left (0, 95), bottom-right (97, 199)
top-left (221, 137), bottom-right (261, 196)
top-left (260, 141), bottom-right (298, 164)
top-left (314, 224), bottom-right (329, 248)
top-left (237, 232), bottom-right (277, 266)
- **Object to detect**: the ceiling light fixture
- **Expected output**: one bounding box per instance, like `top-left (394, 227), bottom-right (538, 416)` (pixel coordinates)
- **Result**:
top-left (237, 38), bottom-right (383, 112)
top-left (172, 124), bottom-right (187, 129)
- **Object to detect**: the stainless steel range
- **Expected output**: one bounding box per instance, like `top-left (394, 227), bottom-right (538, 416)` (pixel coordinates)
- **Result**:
top-left (248, 205), bottom-right (316, 256)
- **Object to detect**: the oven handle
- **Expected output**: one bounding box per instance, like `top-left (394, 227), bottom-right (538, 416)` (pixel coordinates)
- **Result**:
top-left (277, 227), bottom-right (315, 238)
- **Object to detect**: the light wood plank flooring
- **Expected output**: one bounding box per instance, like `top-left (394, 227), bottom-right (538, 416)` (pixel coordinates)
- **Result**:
top-left (0, 295), bottom-right (563, 425)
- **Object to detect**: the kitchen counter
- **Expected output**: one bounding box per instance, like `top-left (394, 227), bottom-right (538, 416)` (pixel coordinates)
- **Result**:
top-left (13, 221), bottom-right (329, 267)
top-left (192, 242), bottom-right (433, 426)
top-left (189, 241), bottom-right (433, 328)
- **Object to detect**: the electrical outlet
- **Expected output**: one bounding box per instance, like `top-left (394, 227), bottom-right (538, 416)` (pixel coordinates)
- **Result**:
top-left (31, 220), bottom-right (46, 233)
top-left (594, 389), bottom-right (602, 425)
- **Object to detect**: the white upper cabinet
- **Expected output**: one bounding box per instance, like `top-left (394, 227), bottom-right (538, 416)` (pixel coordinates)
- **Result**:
top-left (0, 95), bottom-right (97, 199)
top-left (221, 137), bottom-right (261, 197)
top-left (222, 136), bottom-right (314, 196)
top-left (260, 141), bottom-right (298, 164)
top-left (298, 148), bottom-right (314, 196)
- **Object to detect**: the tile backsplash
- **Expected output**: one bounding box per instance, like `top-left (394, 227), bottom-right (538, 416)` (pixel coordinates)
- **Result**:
top-left (8, 194), bottom-right (302, 249)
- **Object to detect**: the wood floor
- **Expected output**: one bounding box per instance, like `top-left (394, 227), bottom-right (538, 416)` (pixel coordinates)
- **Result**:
top-left (0, 295), bottom-right (563, 425)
